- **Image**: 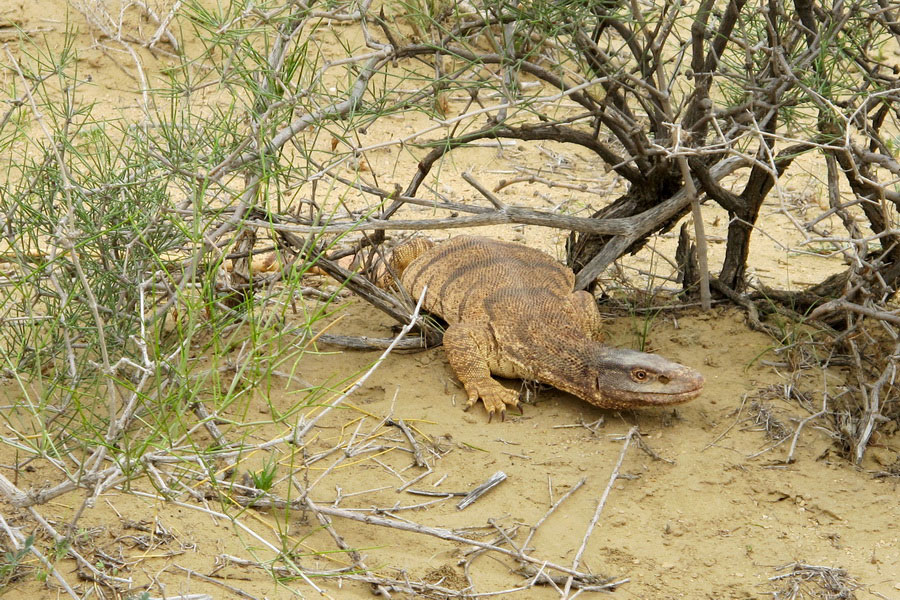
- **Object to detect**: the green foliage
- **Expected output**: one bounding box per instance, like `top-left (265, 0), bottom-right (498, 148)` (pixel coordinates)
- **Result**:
top-left (0, 2), bottom-right (343, 542)
top-left (0, 536), bottom-right (33, 589)
top-left (249, 453), bottom-right (279, 491)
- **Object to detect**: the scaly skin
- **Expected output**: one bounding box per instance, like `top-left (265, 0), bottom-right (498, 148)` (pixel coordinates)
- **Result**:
top-left (391, 236), bottom-right (704, 419)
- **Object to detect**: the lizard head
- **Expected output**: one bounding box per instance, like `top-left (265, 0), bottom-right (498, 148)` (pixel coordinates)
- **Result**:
top-left (540, 344), bottom-right (705, 410)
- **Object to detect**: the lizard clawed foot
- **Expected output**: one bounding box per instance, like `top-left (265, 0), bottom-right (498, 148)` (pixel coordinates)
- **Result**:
top-left (463, 381), bottom-right (520, 422)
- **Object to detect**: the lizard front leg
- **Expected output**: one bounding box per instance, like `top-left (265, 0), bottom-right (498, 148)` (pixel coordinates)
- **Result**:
top-left (442, 323), bottom-right (520, 420)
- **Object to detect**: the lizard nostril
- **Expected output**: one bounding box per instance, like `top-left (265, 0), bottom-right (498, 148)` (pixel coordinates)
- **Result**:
top-left (659, 375), bottom-right (670, 385)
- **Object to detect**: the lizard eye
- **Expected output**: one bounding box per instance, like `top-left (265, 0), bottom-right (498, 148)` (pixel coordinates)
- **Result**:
top-left (631, 368), bottom-right (649, 382)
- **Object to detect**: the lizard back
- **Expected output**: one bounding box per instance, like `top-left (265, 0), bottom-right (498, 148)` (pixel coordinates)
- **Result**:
top-left (399, 236), bottom-right (574, 324)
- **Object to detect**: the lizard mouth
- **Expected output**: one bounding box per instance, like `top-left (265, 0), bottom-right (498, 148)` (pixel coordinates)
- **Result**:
top-left (589, 387), bottom-right (702, 409)
top-left (593, 369), bottom-right (705, 408)
top-left (613, 386), bottom-right (704, 405)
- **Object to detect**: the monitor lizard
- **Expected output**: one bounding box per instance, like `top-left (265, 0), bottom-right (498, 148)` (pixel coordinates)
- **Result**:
top-left (387, 235), bottom-right (705, 419)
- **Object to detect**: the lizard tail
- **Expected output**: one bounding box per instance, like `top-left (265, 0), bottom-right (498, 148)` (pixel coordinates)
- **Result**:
top-left (380, 237), bottom-right (435, 288)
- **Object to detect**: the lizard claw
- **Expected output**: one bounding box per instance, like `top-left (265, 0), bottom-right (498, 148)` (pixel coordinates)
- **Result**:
top-left (461, 382), bottom-right (519, 421)
top-left (487, 408), bottom-right (507, 423)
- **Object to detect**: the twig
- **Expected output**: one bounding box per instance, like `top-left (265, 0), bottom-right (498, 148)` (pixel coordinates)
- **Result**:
top-left (245, 205), bottom-right (635, 236)
top-left (280, 501), bottom-right (601, 579)
top-left (562, 426), bottom-right (638, 598)
top-left (521, 478), bottom-right (586, 553)
top-left (573, 157), bottom-right (745, 289)
top-left (462, 171), bottom-right (508, 210)
top-left (515, 566), bottom-right (626, 592)
top-left (809, 298), bottom-right (900, 326)
top-left (673, 125), bottom-right (711, 309)
top-left (703, 393), bottom-right (751, 451)
top-left (494, 172), bottom-right (606, 195)
top-left (457, 471), bottom-right (508, 510)
top-left (129, 490), bottom-right (327, 594)
top-left (396, 466), bottom-right (435, 492)
top-left (302, 490), bottom-right (392, 598)
top-left (220, 554), bottom-right (483, 598)
top-left (292, 287), bottom-right (428, 444)
top-left (167, 565), bottom-right (258, 599)
top-left (311, 332), bottom-right (428, 350)
top-left (634, 431), bottom-right (674, 464)
top-left (406, 489), bottom-right (465, 497)
top-left (0, 513), bottom-right (82, 600)
top-left (710, 278), bottom-right (781, 337)
top-left (785, 390), bottom-right (829, 464)
top-left (852, 340), bottom-right (898, 464)
top-left (388, 418), bottom-right (427, 467)
top-left (191, 401), bottom-right (229, 449)
top-left (552, 417), bottom-right (604, 434)
top-left (225, 50), bottom-right (394, 172)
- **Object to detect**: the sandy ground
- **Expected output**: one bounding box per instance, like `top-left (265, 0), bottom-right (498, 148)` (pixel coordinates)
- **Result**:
top-left (1, 2), bottom-right (899, 599)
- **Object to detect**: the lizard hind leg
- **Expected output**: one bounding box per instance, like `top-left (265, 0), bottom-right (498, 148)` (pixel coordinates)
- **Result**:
top-left (442, 323), bottom-right (520, 420)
